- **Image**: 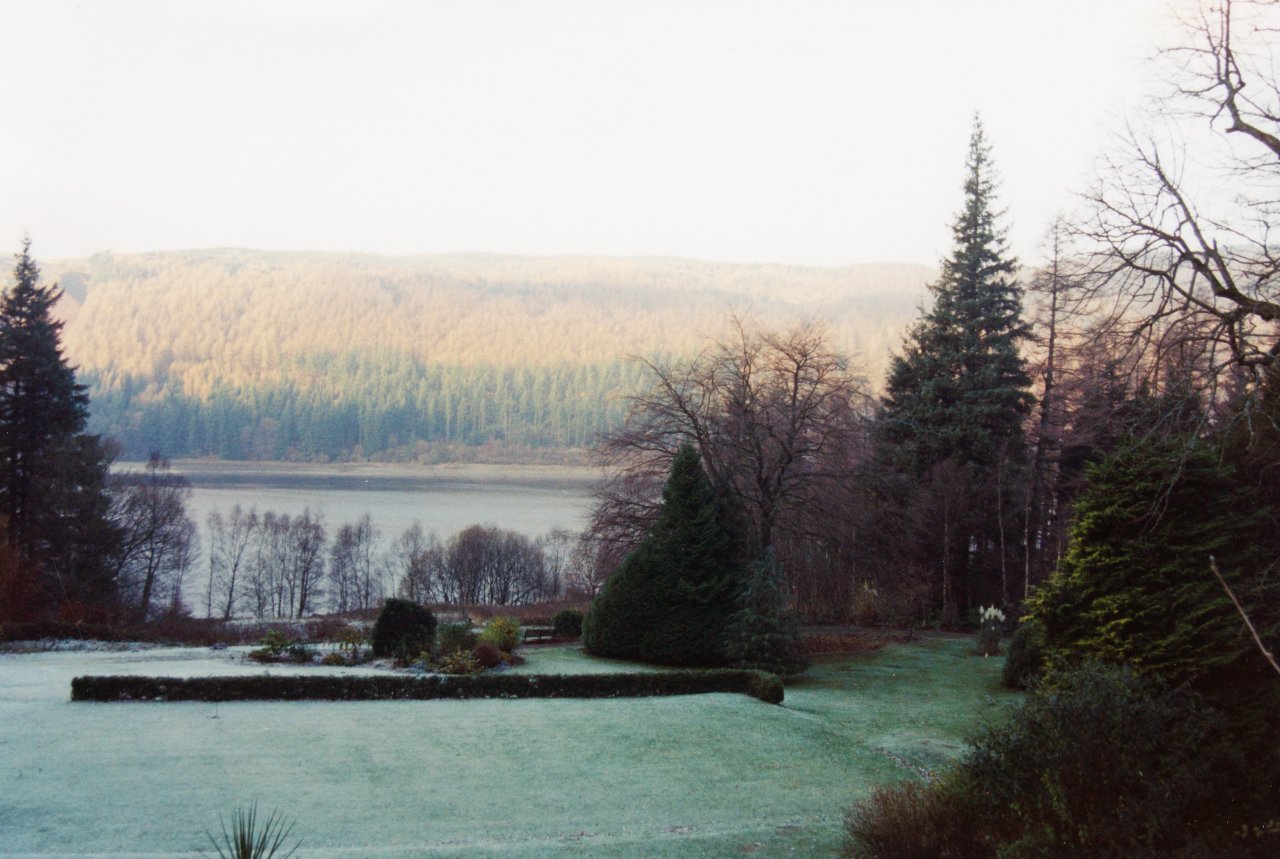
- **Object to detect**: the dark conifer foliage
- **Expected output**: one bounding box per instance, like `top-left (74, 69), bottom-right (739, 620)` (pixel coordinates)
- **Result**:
top-left (0, 240), bottom-right (117, 619)
top-left (584, 444), bottom-right (741, 666)
top-left (0, 239), bottom-right (90, 557)
top-left (880, 117), bottom-right (1033, 474)
top-left (722, 547), bottom-right (806, 676)
top-left (1028, 434), bottom-right (1280, 738)
top-left (870, 118), bottom-right (1034, 612)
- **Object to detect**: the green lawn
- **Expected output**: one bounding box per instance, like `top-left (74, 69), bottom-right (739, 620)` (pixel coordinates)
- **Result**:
top-left (0, 634), bottom-right (1017, 857)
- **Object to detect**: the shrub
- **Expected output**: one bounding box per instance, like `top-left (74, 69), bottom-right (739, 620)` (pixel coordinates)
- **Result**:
top-left (73, 667), bottom-right (785, 703)
top-left (551, 608), bottom-right (583, 639)
top-left (1028, 435), bottom-right (1280, 741)
top-left (1001, 620), bottom-right (1044, 689)
top-left (479, 616), bottom-right (520, 653)
top-left (842, 777), bottom-right (983, 859)
top-left (370, 599), bottom-right (437, 664)
top-left (320, 652), bottom-right (346, 667)
top-left (248, 630), bottom-right (300, 663)
top-left (436, 650), bottom-right (483, 675)
top-left (967, 662), bottom-right (1259, 857)
top-left (722, 548), bottom-right (807, 676)
top-left (333, 626), bottom-right (366, 655)
top-left (975, 605), bottom-right (1004, 656)
top-left (843, 662), bottom-right (1269, 858)
top-left (584, 444), bottom-right (741, 667)
top-left (472, 642), bottom-right (503, 668)
top-left (435, 622), bottom-right (478, 656)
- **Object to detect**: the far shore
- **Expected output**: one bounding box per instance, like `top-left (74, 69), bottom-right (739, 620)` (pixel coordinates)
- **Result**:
top-left (113, 458), bottom-right (604, 491)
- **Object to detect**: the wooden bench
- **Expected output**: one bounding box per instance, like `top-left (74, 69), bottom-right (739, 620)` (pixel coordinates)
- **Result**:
top-left (522, 626), bottom-right (556, 644)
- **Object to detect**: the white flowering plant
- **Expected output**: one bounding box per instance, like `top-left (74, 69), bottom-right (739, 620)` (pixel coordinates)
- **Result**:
top-left (977, 605), bottom-right (1005, 656)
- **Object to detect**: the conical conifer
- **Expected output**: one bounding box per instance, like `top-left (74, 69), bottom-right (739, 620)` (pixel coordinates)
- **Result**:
top-left (584, 444), bottom-right (740, 665)
top-left (880, 116), bottom-right (1033, 473)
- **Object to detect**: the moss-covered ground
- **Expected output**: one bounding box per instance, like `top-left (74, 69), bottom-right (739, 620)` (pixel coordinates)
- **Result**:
top-left (0, 634), bottom-right (1016, 857)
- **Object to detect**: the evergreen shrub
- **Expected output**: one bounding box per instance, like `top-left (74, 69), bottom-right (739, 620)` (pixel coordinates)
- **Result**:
top-left (1027, 436), bottom-right (1280, 754)
top-left (479, 616), bottom-right (520, 653)
top-left (722, 548), bottom-right (807, 676)
top-left (1000, 621), bottom-right (1044, 690)
top-left (370, 599), bottom-right (437, 663)
top-left (843, 662), bottom-right (1270, 858)
top-left (72, 668), bottom-right (785, 704)
top-left (584, 444), bottom-right (740, 666)
top-left (551, 608), bottom-right (583, 639)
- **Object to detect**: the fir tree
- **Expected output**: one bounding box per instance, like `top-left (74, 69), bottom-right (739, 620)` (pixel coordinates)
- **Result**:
top-left (722, 547), bottom-right (807, 675)
top-left (873, 117), bottom-right (1034, 611)
top-left (0, 239), bottom-right (90, 557)
top-left (583, 444), bottom-right (741, 666)
top-left (880, 116), bottom-right (1033, 474)
top-left (0, 239), bottom-right (116, 617)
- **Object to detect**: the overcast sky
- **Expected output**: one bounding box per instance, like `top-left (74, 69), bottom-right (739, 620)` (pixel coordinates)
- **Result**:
top-left (2, 0), bottom-right (1174, 267)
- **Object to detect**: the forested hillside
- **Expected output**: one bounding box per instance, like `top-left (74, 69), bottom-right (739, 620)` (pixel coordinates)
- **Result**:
top-left (49, 251), bottom-right (927, 460)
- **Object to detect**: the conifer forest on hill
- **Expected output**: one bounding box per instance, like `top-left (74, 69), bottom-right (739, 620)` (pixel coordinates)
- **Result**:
top-left (50, 252), bottom-right (928, 461)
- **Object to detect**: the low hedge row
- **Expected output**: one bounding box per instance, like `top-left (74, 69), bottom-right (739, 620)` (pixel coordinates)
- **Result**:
top-left (71, 669), bottom-right (785, 704)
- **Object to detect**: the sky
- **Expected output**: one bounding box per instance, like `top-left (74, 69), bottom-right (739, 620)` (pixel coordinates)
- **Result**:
top-left (2, 0), bottom-right (1175, 268)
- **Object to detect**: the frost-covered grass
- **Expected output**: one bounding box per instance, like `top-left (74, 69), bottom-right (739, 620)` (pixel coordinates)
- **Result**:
top-left (0, 635), bottom-right (1015, 857)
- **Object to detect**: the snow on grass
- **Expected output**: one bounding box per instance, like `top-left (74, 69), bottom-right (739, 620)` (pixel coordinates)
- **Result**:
top-left (0, 635), bottom-right (1016, 857)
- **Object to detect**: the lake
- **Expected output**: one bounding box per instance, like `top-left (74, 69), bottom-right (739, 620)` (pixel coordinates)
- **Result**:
top-left (114, 460), bottom-right (602, 614)
top-left (150, 460), bottom-right (602, 541)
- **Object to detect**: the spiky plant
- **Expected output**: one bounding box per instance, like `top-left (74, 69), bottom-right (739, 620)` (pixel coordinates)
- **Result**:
top-left (205, 802), bottom-right (300, 859)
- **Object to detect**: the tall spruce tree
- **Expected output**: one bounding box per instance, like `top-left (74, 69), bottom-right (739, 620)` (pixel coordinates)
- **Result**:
top-left (0, 239), bottom-right (89, 554)
top-left (0, 239), bottom-right (116, 617)
top-left (583, 443), bottom-right (741, 666)
top-left (876, 117), bottom-right (1033, 611)
top-left (880, 116), bottom-right (1032, 473)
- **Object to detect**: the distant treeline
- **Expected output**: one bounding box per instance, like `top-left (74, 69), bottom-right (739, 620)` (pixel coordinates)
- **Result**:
top-left (50, 250), bottom-right (925, 461)
top-left (86, 359), bottom-right (648, 460)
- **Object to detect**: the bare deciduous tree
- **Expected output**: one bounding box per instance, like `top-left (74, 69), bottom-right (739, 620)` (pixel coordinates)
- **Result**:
top-left (206, 505), bottom-right (257, 620)
top-left (1070, 0), bottom-right (1280, 396)
top-left (328, 514), bottom-right (383, 613)
top-left (595, 318), bottom-right (868, 565)
top-left (110, 455), bottom-right (197, 622)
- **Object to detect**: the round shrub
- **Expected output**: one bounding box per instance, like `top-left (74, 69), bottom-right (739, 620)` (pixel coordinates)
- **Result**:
top-left (473, 642), bottom-right (503, 669)
top-left (552, 608), bottom-right (584, 640)
top-left (479, 616), bottom-right (520, 653)
top-left (371, 598), bottom-right (437, 663)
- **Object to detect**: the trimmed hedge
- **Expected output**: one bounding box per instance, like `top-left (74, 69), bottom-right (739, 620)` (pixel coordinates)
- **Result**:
top-left (71, 669), bottom-right (784, 704)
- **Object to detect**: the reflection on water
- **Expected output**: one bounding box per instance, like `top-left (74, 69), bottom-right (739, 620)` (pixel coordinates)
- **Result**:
top-left (165, 461), bottom-right (599, 541)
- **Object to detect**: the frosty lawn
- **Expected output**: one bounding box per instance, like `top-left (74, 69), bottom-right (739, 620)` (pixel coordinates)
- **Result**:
top-left (0, 635), bottom-right (1014, 857)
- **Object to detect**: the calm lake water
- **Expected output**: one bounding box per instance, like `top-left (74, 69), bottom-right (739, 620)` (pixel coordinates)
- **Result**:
top-left (140, 460), bottom-right (603, 542)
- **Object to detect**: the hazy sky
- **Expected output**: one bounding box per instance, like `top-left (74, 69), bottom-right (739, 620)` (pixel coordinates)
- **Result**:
top-left (3, 0), bottom-right (1173, 267)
